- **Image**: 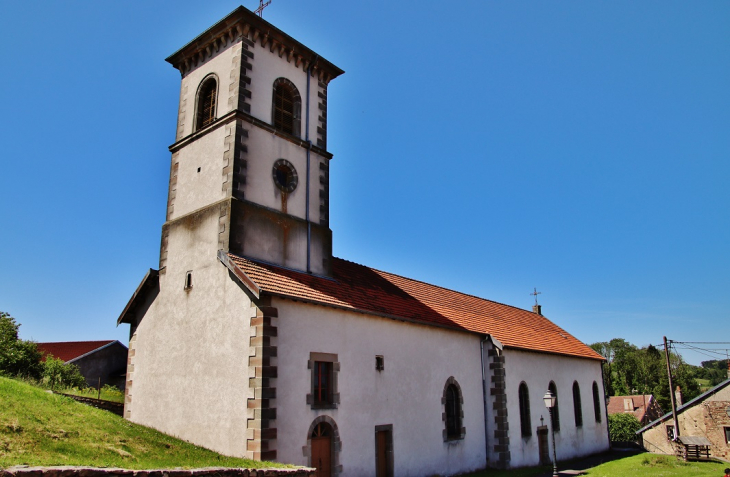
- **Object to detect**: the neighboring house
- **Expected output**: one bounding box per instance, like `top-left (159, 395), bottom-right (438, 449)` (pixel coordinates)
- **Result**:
top-left (607, 394), bottom-right (663, 426)
top-left (637, 378), bottom-right (730, 461)
top-left (37, 340), bottom-right (128, 390)
top-left (116, 6), bottom-right (610, 476)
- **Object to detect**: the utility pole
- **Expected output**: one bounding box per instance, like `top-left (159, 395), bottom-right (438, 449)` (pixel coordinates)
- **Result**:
top-left (663, 336), bottom-right (680, 440)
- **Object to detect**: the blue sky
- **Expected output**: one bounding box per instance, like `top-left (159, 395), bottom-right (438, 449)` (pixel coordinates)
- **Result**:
top-left (1, 1), bottom-right (728, 365)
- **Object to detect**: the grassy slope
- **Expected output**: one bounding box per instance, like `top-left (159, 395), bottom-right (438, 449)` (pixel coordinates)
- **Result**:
top-left (585, 453), bottom-right (726, 476)
top-left (466, 453), bottom-right (726, 477)
top-left (0, 377), bottom-right (287, 469)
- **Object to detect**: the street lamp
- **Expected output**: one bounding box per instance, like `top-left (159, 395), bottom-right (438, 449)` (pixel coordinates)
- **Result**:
top-left (543, 390), bottom-right (559, 477)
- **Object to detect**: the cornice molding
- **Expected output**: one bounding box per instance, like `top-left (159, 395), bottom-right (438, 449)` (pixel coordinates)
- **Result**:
top-left (168, 109), bottom-right (334, 160)
top-left (166, 6), bottom-right (344, 84)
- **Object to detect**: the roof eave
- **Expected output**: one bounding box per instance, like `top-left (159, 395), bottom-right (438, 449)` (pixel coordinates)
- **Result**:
top-left (117, 269), bottom-right (160, 326)
top-left (67, 340), bottom-right (127, 364)
top-left (165, 6), bottom-right (344, 81)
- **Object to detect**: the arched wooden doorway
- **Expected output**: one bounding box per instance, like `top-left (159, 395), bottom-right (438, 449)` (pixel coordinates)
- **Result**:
top-left (311, 422), bottom-right (333, 477)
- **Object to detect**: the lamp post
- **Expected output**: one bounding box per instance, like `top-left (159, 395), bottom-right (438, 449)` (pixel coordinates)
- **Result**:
top-left (543, 390), bottom-right (559, 477)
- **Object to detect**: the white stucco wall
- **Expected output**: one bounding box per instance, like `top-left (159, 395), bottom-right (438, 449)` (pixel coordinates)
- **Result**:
top-left (178, 43), bottom-right (237, 138)
top-left (242, 127), bottom-right (326, 223)
top-left (127, 209), bottom-right (253, 457)
top-left (170, 126), bottom-right (228, 220)
top-left (247, 41), bottom-right (321, 142)
top-left (273, 299), bottom-right (488, 477)
top-left (502, 349), bottom-right (609, 467)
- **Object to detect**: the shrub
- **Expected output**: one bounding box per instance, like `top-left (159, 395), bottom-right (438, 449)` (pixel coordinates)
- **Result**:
top-left (42, 356), bottom-right (87, 390)
top-left (609, 412), bottom-right (642, 442)
top-left (0, 311), bottom-right (43, 379)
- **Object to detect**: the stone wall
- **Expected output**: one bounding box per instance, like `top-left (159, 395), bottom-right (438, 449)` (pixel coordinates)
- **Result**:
top-left (2, 467), bottom-right (315, 477)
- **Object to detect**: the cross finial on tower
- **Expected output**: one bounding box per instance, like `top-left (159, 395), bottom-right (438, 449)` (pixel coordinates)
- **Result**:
top-left (530, 287), bottom-right (541, 306)
top-left (254, 0), bottom-right (271, 17)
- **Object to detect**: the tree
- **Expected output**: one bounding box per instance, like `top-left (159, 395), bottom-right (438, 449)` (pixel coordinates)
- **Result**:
top-left (608, 413), bottom-right (641, 443)
top-left (0, 311), bottom-right (42, 379)
top-left (42, 356), bottom-right (86, 390)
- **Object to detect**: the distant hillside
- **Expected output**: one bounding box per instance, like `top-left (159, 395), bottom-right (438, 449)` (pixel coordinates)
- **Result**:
top-left (0, 377), bottom-right (287, 469)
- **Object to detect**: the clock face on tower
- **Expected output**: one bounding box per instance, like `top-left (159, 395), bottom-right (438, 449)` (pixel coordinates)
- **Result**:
top-left (272, 159), bottom-right (298, 193)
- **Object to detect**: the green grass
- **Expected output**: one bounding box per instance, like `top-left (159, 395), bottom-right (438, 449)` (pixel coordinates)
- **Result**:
top-left (59, 385), bottom-right (125, 403)
top-left (585, 453), bottom-right (726, 476)
top-left (465, 452), bottom-right (727, 477)
top-left (0, 377), bottom-right (289, 469)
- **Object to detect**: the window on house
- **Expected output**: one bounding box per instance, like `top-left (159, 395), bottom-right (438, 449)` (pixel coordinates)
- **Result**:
top-left (548, 381), bottom-right (560, 432)
top-left (307, 352), bottom-right (339, 409)
top-left (724, 427), bottom-right (730, 445)
top-left (272, 78), bottom-right (301, 137)
top-left (375, 355), bottom-right (384, 371)
top-left (184, 271), bottom-right (193, 290)
top-left (573, 381), bottom-right (583, 427)
top-left (196, 77), bottom-right (217, 130)
top-left (314, 361), bottom-right (332, 404)
top-left (666, 425), bottom-right (675, 440)
top-left (519, 382), bottom-right (532, 437)
top-left (592, 381), bottom-right (602, 423)
top-left (442, 377), bottom-right (465, 441)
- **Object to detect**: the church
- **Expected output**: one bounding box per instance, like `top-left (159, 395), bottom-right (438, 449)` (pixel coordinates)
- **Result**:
top-left (118, 6), bottom-right (609, 476)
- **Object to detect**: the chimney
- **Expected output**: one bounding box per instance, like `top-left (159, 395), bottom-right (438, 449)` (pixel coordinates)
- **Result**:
top-left (533, 304), bottom-right (542, 315)
top-left (675, 386), bottom-right (683, 406)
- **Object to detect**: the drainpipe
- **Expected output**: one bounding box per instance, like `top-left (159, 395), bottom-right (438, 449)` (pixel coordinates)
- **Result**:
top-left (305, 55), bottom-right (319, 274)
top-left (480, 335), bottom-right (490, 468)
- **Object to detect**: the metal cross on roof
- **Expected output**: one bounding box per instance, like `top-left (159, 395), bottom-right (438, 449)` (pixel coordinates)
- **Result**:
top-left (254, 0), bottom-right (271, 17)
top-left (530, 287), bottom-right (541, 305)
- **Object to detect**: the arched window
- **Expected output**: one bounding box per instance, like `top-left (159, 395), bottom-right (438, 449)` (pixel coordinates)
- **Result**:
top-left (442, 377), bottom-right (464, 441)
top-left (195, 76), bottom-right (217, 130)
top-left (272, 78), bottom-right (301, 137)
top-left (548, 381), bottom-right (560, 432)
top-left (592, 381), bottom-right (602, 423)
top-left (519, 382), bottom-right (531, 437)
top-left (573, 381), bottom-right (583, 427)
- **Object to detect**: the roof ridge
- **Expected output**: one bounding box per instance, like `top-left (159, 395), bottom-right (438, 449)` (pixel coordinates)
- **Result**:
top-left (333, 256), bottom-right (537, 317)
top-left (37, 340), bottom-right (115, 345)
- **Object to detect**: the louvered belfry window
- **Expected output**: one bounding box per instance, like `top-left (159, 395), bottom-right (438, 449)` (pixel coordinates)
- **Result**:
top-left (274, 83), bottom-right (295, 134)
top-left (272, 78), bottom-right (301, 137)
top-left (196, 78), bottom-right (217, 130)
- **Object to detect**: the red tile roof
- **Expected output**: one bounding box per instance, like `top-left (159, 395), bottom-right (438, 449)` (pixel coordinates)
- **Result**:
top-left (228, 254), bottom-right (603, 361)
top-left (607, 394), bottom-right (661, 423)
top-left (37, 341), bottom-right (116, 363)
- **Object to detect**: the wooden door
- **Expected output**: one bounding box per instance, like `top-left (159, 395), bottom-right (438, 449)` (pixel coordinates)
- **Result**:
top-left (376, 430), bottom-right (388, 477)
top-left (375, 426), bottom-right (393, 477)
top-left (311, 424), bottom-right (332, 477)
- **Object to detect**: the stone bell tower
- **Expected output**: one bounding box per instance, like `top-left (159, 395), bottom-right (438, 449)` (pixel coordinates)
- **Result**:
top-left (161, 6), bottom-right (343, 279)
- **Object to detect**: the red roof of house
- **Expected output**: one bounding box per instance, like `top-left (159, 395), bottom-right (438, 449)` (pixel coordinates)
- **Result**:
top-left (37, 341), bottom-right (116, 362)
top-left (607, 394), bottom-right (657, 421)
top-left (228, 254), bottom-right (603, 361)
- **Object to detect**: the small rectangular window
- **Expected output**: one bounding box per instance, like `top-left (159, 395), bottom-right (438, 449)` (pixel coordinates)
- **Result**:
top-left (184, 271), bottom-right (193, 290)
top-left (724, 427), bottom-right (730, 445)
top-left (314, 361), bottom-right (333, 405)
top-left (376, 355), bottom-right (384, 371)
top-left (666, 425), bottom-right (675, 440)
top-left (307, 352), bottom-right (339, 409)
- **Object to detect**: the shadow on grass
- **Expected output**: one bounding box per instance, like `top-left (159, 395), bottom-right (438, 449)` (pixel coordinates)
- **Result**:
top-left (463, 449), bottom-right (644, 477)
